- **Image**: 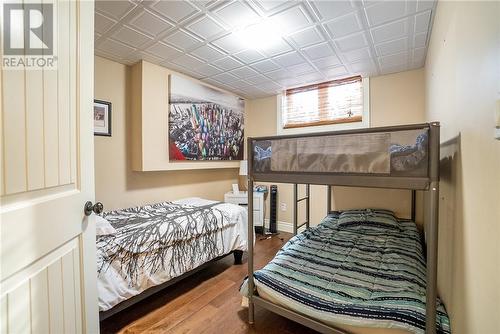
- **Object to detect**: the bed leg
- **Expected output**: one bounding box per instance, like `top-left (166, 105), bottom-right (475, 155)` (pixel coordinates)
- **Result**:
top-left (248, 300), bottom-right (254, 324)
top-left (233, 250), bottom-right (243, 264)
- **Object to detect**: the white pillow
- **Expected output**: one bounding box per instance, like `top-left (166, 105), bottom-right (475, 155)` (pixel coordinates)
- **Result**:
top-left (95, 216), bottom-right (117, 236)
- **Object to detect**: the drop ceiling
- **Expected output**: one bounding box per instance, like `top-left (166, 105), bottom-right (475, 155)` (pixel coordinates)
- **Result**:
top-left (95, 0), bottom-right (436, 99)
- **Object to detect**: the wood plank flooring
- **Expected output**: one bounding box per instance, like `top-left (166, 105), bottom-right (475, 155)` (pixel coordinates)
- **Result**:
top-left (100, 232), bottom-right (319, 334)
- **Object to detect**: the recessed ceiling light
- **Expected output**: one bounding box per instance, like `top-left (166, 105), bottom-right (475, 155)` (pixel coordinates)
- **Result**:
top-left (235, 19), bottom-right (284, 50)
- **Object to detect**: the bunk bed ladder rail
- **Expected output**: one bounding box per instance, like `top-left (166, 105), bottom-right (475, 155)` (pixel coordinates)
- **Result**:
top-left (426, 122), bottom-right (440, 334)
top-left (293, 184), bottom-right (310, 235)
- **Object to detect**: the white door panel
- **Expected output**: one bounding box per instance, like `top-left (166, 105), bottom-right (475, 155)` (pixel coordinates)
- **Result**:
top-left (1, 0), bottom-right (97, 333)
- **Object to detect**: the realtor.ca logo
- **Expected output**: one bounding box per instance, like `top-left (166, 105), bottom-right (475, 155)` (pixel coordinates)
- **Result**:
top-left (2, 2), bottom-right (57, 69)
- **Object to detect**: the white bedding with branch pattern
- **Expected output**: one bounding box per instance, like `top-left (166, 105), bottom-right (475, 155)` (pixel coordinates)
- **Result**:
top-left (97, 198), bottom-right (247, 312)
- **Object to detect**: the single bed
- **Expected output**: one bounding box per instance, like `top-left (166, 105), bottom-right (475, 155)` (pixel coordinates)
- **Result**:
top-left (97, 197), bottom-right (247, 318)
top-left (242, 210), bottom-right (450, 334)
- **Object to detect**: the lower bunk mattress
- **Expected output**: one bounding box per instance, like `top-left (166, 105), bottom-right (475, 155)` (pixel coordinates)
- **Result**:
top-left (242, 210), bottom-right (450, 334)
top-left (97, 198), bottom-right (247, 312)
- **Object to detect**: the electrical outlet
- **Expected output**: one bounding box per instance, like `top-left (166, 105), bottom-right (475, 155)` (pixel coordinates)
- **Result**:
top-left (280, 203), bottom-right (287, 211)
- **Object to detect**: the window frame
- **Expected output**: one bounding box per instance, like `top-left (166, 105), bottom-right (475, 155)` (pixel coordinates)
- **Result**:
top-left (277, 77), bottom-right (370, 135)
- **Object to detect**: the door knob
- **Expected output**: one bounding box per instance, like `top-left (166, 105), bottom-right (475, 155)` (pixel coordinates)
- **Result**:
top-left (84, 201), bottom-right (104, 216)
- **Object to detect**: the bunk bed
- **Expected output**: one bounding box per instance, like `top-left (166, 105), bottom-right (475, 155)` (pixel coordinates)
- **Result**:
top-left (244, 123), bottom-right (448, 334)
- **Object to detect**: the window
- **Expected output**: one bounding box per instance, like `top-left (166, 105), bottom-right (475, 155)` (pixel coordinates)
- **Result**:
top-left (282, 76), bottom-right (364, 129)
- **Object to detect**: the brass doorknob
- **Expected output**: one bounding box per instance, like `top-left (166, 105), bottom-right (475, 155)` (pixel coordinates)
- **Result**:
top-left (84, 201), bottom-right (104, 216)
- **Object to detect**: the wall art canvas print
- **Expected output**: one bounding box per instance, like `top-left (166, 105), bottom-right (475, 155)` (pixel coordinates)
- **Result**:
top-left (169, 75), bottom-right (245, 161)
top-left (94, 100), bottom-right (112, 136)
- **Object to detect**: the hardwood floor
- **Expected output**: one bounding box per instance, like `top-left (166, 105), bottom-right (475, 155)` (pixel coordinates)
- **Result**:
top-left (100, 232), bottom-right (319, 334)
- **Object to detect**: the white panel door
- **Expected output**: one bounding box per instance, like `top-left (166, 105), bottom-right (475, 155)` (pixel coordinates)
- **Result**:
top-left (0, 1), bottom-right (98, 333)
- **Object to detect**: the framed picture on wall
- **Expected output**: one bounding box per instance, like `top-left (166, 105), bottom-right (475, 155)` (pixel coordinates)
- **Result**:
top-left (168, 75), bottom-right (245, 161)
top-left (94, 99), bottom-right (112, 136)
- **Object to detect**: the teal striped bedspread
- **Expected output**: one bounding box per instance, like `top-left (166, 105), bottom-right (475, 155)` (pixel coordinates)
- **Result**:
top-left (242, 212), bottom-right (451, 334)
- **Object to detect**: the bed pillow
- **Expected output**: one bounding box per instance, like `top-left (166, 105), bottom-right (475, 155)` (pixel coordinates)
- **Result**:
top-left (337, 209), bottom-right (401, 231)
top-left (95, 216), bottom-right (117, 236)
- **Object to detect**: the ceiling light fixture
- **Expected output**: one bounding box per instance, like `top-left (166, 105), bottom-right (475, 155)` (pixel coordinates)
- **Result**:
top-left (235, 18), bottom-right (284, 50)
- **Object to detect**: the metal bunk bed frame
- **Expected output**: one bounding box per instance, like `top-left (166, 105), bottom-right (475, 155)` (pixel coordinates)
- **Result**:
top-left (246, 122), bottom-right (440, 334)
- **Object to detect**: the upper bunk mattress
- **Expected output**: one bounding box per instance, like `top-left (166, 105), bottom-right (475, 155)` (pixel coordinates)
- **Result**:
top-left (97, 198), bottom-right (247, 312)
top-left (242, 211), bottom-right (450, 334)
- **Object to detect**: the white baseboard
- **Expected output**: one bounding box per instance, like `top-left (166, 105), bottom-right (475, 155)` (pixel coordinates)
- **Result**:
top-left (264, 219), bottom-right (306, 234)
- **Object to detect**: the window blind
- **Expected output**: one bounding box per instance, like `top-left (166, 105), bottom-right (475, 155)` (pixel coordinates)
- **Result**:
top-left (283, 76), bottom-right (363, 129)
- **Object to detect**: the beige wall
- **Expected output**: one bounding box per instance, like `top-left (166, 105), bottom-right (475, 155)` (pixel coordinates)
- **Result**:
top-left (425, 2), bottom-right (500, 333)
top-left (246, 69), bottom-right (426, 227)
top-left (94, 56), bottom-right (238, 210)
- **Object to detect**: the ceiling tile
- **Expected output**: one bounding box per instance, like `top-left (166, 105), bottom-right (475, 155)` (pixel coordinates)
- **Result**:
top-left (171, 54), bottom-right (206, 69)
top-left (98, 38), bottom-right (135, 57)
top-left (295, 71), bottom-right (324, 84)
top-left (139, 51), bottom-right (164, 64)
top-left (302, 42), bottom-right (335, 60)
top-left (276, 77), bottom-right (304, 88)
top-left (344, 47), bottom-right (372, 62)
top-left (173, 64), bottom-right (204, 78)
top-left (414, 32), bottom-right (427, 48)
top-left (376, 37), bottom-right (408, 56)
top-left (415, 10), bottom-right (431, 33)
top-left (266, 68), bottom-right (293, 80)
top-left (186, 15), bottom-right (225, 40)
top-left (233, 49), bottom-right (266, 64)
top-left (312, 55), bottom-right (341, 69)
top-left (273, 51), bottom-right (304, 67)
top-left (163, 30), bottom-right (202, 51)
top-left (335, 32), bottom-right (368, 52)
top-left (370, 18), bottom-right (408, 44)
top-left (214, 1), bottom-right (260, 28)
top-left (260, 38), bottom-right (293, 57)
top-left (202, 77), bottom-right (225, 87)
top-left (146, 42), bottom-right (183, 60)
top-left (95, 0), bottom-right (135, 20)
top-left (95, 12), bottom-right (116, 34)
top-left (288, 26), bottom-right (324, 48)
top-left (349, 59), bottom-right (378, 75)
top-left (324, 11), bottom-right (363, 39)
top-left (417, 0), bottom-right (435, 12)
top-left (190, 45), bottom-right (226, 62)
top-left (379, 63), bottom-right (409, 74)
top-left (246, 74), bottom-right (272, 85)
top-left (254, 0), bottom-right (290, 12)
top-left (258, 81), bottom-right (282, 92)
top-left (323, 65), bottom-right (349, 78)
top-left (112, 26), bottom-right (153, 47)
top-left (413, 47), bottom-right (426, 64)
top-left (379, 51), bottom-right (409, 67)
top-left (212, 56), bottom-right (244, 70)
top-left (250, 59), bottom-right (281, 73)
top-left (151, 1), bottom-right (199, 23)
top-left (364, 1), bottom-right (407, 26)
top-left (211, 72), bottom-right (240, 83)
top-left (128, 9), bottom-right (173, 37)
top-left (230, 80), bottom-right (252, 90)
top-left (287, 62), bottom-right (315, 75)
top-left (211, 33), bottom-right (246, 54)
top-left (270, 5), bottom-right (310, 35)
top-left (310, 0), bottom-right (356, 20)
top-left (229, 66), bottom-right (259, 78)
top-left (196, 64), bottom-right (223, 77)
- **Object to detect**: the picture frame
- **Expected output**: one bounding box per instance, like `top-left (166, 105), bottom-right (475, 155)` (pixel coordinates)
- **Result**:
top-left (94, 99), bottom-right (112, 136)
top-left (168, 74), bottom-right (245, 161)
